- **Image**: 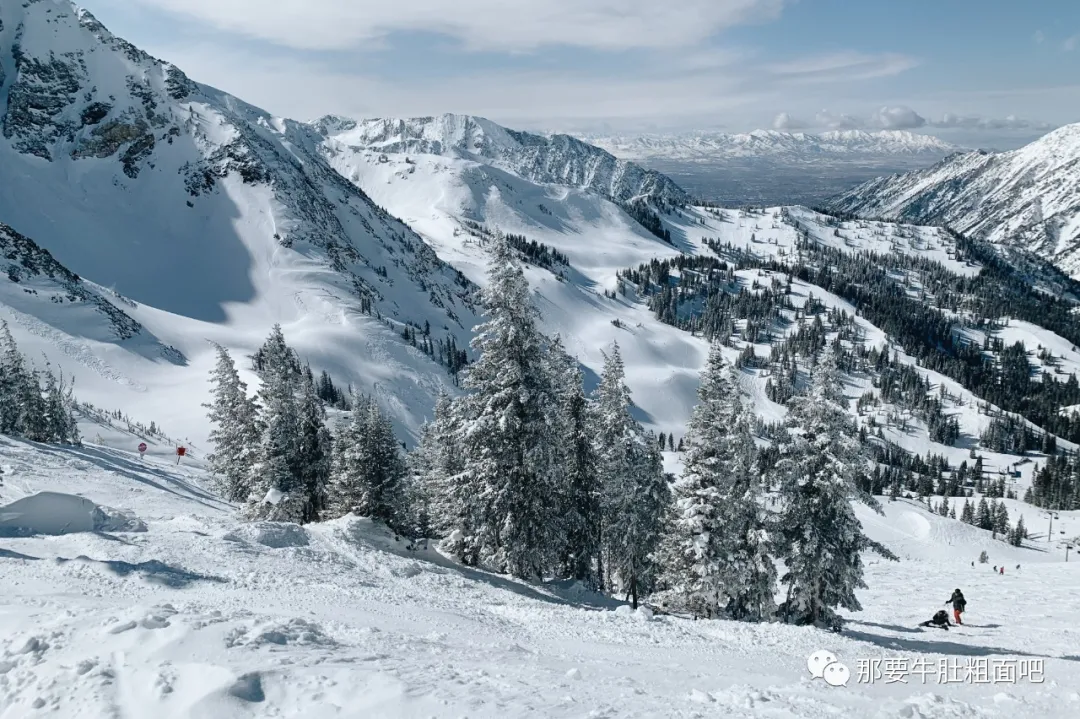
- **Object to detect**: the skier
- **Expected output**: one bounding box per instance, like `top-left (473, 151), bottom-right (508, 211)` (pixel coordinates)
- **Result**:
top-left (920, 609), bottom-right (951, 630)
top-left (993, 565), bottom-right (997, 572)
top-left (999, 566), bottom-right (1004, 575)
top-left (946, 588), bottom-right (966, 625)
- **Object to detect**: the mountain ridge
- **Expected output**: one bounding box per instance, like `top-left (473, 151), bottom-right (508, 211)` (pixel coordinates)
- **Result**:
top-left (313, 113), bottom-right (690, 206)
top-left (827, 122), bottom-right (1080, 278)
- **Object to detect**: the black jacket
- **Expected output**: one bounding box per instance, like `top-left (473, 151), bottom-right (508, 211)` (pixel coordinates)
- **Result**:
top-left (923, 610), bottom-right (950, 628)
top-left (947, 591), bottom-right (966, 611)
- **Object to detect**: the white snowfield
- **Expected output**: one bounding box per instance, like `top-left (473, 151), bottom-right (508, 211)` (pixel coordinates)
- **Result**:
top-left (1, 435), bottom-right (1079, 718)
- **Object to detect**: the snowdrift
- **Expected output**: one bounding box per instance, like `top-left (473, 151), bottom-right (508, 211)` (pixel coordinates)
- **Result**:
top-left (0, 491), bottom-right (146, 537)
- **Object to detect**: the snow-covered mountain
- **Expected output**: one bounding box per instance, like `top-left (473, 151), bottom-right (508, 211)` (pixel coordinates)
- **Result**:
top-left (316, 114), bottom-right (689, 206)
top-left (828, 124), bottom-right (1080, 277)
top-left (0, 0), bottom-right (481, 445)
top-left (5, 0), bottom-right (1080, 483)
top-left (581, 129), bottom-right (957, 163)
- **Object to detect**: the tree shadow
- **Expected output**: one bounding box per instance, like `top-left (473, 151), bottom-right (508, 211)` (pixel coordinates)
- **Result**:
top-left (57, 555), bottom-right (227, 589)
top-left (337, 520), bottom-right (618, 610)
top-left (0, 548), bottom-right (41, 561)
top-left (844, 628), bottom-right (1080, 662)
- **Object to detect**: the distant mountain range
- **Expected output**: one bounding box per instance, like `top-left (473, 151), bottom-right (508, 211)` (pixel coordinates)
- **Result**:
top-left (828, 123), bottom-right (1080, 278)
top-left (579, 129), bottom-right (958, 164)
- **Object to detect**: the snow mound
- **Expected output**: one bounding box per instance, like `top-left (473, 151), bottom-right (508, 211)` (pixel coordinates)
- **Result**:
top-left (222, 521), bottom-right (310, 548)
top-left (0, 491), bottom-right (145, 536)
top-left (226, 618), bottom-right (337, 649)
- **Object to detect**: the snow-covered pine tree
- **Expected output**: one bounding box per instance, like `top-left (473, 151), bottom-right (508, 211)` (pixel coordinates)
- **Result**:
top-left (658, 345), bottom-right (775, 620)
top-left (413, 392), bottom-right (465, 542)
top-left (204, 346), bottom-right (263, 502)
top-left (244, 328), bottom-right (305, 522)
top-left (961, 498), bottom-right (974, 524)
top-left (327, 396), bottom-right (408, 531)
top-left (595, 343), bottom-right (671, 607)
top-left (295, 367), bottom-right (332, 522)
top-left (547, 337), bottom-right (600, 584)
top-left (993, 501), bottom-right (1010, 536)
top-left (449, 234), bottom-right (562, 578)
top-left (773, 343), bottom-right (896, 629)
top-left (20, 369), bottom-right (50, 443)
top-left (1010, 515), bottom-right (1026, 546)
top-left (0, 321), bottom-right (26, 435)
top-left (975, 497), bottom-right (992, 529)
top-left (938, 495), bottom-right (950, 517)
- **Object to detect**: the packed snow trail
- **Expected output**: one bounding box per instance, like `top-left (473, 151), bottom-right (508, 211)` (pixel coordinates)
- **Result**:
top-left (1, 436), bottom-right (1079, 718)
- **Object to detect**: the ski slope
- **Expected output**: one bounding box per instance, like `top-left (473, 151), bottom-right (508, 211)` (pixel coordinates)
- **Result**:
top-left (2, 437), bottom-right (1079, 718)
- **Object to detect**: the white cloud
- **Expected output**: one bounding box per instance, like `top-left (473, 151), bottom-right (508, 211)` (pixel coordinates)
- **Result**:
top-left (814, 110), bottom-right (861, 130)
top-left (767, 52), bottom-right (917, 83)
top-left (870, 105), bottom-right (926, 130)
top-left (1034, 30), bottom-right (1045, 44)
top-left (1065, 34), bottom-right (1079, 52)
top-left (771, 112), bottom-right (807, 130)
top-left (126, 0), bottom-right (786, 51)
top-left (931, 113), bottom-right (1054, 131)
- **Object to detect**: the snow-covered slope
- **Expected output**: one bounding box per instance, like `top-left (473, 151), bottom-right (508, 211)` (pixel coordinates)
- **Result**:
top-left (316, 114), bottom-right (689, 205)
top-left (2, 435), bottom-right (1080, 717)
top-left (583, 129), bottom-right (957, 163)
top-left (828, 124), bottom-right (1080, 278)
top-left (0, 0), bottom-right (480, 445)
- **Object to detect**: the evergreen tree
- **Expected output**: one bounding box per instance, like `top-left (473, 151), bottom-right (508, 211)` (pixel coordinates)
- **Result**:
top-left (20, 370), bottom-right (50, 442)
top-left (414, 392), bottom-right (465, 541)
top-left (658, 345), bottom-right (775, 620)
top-left (975, 497), bottom-right (992, 530)
top-left (938, 494), bottom-right (950, 517)
top-left (448, 235), bottom-right (562, 577)
top-left (204, 346), bottom-right (263, 502)
top-left (295, 368), bottom-right (332, 522)
top-left (993, 501), bottom-right (1010, 535)
top-left (1010, 515), bottom-right (1027, 546)
top-left (548, 338), bottom-right (601, 585)
top-left (328, 396), bottom-right (408, 530)
top-left (595, 343), bottom-right (671, 606)
top-left (773, 345), bottom-right (896, 629)
top-left (0, 321), bottom-right (28, 435)
top-left (961, 498), bottom-right (974, 524)
top-left (244, 328), bottom-right (306, 522)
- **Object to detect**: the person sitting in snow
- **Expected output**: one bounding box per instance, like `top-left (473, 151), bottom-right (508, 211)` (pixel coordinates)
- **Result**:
top-left (946, 588), bottom-right (966, 625)
top-left (920, 609), bottom-right (951, 630)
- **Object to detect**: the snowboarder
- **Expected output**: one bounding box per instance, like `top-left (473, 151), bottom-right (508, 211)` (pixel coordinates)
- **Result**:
top-left (999, 566), bottom-right (1004, 575)
top-left (993, 565), bottom-right (997, 572)
top-left (920, 609), bottom-right (951, 630)
top-left (946, 588), bottom-right (966, 625)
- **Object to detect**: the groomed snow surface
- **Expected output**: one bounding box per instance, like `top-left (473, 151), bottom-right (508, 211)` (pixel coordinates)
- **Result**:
top-left (2, 436), bottom-right (1079, 718)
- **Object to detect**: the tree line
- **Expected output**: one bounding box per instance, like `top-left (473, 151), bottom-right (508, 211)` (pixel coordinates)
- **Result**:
top-left (206, 238), bottom-right (896, 629)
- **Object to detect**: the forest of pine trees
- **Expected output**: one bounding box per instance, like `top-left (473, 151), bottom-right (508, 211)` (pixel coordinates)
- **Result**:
top-left (205, 241), bottom-right (1017, 629)
top-left (0, 320), bottom-right (81, 445)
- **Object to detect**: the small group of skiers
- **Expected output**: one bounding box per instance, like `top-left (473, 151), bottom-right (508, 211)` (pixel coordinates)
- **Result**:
top-left (920, 588), bottom-right (966, 630)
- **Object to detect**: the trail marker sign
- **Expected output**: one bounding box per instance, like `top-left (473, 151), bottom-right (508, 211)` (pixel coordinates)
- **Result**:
top-left (138, 442), bottom-right (147, 459)
top-left (176, 446), bottom-right (187, 465)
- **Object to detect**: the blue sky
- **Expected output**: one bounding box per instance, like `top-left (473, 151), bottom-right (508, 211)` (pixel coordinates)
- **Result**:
top-left (89, 0), bottom-right (1078, 146)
